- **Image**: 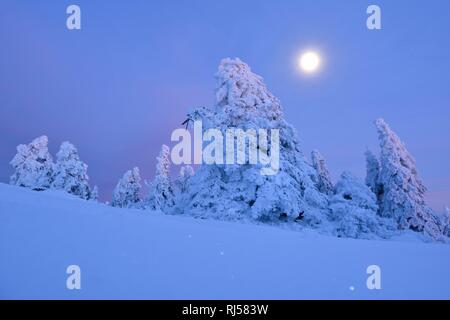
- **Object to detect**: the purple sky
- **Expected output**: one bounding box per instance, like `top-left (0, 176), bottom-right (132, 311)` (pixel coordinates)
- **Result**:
top-left (0, 0), bottom-right (449, 209)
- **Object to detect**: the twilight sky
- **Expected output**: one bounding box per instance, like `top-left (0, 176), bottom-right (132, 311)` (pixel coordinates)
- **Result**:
top-left (0, 0), bottom-right (449, 208)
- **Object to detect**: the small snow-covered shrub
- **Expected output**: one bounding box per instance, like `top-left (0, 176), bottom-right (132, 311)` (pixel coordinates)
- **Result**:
top-left (90, 185), bottom-right (99, 202)
top-left (112, 167), bottom-right (142, 208)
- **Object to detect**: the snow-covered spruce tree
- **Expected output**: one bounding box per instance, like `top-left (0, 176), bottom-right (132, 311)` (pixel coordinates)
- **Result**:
top-left (364, 149), bottom-right (381, 196)
top-left (90, 186), bottom-right (99, 202)
top-left (10, 135), bottom-right (54, 191)
top-left (112, 167), bottom-right (142, 208)
top-left (146, 145), bottom-right (175, 212)
top-left (375, 118), bottom-right (444, 240)
top-left (175, 165), bottom-right (194, 194)
top-left (52, 141), bottom-right (91, 199)
top-left (311, 149), bottom-right (333, 195)
top-left (175, 58), bottom-right (328, 224)
top-left (441, 206), bottom-right (450, 237)
top-left (329, 171), bottom-right (396, 239)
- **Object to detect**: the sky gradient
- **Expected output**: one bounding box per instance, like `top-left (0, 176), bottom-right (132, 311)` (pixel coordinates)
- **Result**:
top-left (0, 0), bottom-right (449, 209)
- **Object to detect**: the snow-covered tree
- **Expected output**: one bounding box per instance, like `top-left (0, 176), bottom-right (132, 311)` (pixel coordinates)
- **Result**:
top-left (175, 58), bottom-right (328, 223)
top-left (90, 185), bottom-right (99, 202)
top-left (175, 165), bottom-right (194, 194)
top-left (146, 145), bottom-right (175, 211)
top-left (10, 135), bottom-right (54, 191)
top-left (364, 149), bottom-right (381, 197)
top-left (329, 171), bottom-right (396, 239)
top-left (442, 206), bottom-right (450, 238)
top-left (112, 167), bottom-right (142, 208)
top-left (375, 118), bottom-right (444, 240)
top-left (311, 149), bottom-right (333, 195)
top-left (52, 141), bottom-right (91, 199)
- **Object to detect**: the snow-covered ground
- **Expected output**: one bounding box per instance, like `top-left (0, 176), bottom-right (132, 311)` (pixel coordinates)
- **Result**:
top-left (0, 183), bottom-right (449, 299)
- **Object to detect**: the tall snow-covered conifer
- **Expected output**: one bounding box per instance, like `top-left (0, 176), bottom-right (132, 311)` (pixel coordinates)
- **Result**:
top-left (52, 141), bottom-right (91, 199)
top-left (176, 58), bottom-right (328, 223)
top-left (375, 118), bottom-right (443, 239)
top-left (112, 167), bottom-right (142, 208)
top-left (311, 150), bottom-right (333, 195)
top-left (10, 136), bottom-right (54, 191)
top-left (147, 145), bottom-right (174, 211)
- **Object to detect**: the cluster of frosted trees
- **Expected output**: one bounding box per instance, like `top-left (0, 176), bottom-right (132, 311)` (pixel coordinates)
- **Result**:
top-left (111, 144), bottom-right (193, 211)
top-left (106, 58), bottom-right (449, 241)
top-left (10, 58), bottom-right (449, 242)
top-left (9, 136), bottom-right (98, 200)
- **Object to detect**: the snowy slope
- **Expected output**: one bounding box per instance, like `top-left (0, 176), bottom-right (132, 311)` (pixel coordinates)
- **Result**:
top-left (0, 183), bottom-right (449, 299)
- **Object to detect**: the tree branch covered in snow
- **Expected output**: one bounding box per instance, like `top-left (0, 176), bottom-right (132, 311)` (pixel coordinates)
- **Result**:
top-left (364, 149), bottom-right (381, 196)
top-left (311, 149), bottom-right (333, 195)
top-left (329, 171), bottom-right (396, 239)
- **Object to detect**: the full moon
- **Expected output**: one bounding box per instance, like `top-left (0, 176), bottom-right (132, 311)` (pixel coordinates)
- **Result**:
top-left (299, 51), bottom-right (320, 73)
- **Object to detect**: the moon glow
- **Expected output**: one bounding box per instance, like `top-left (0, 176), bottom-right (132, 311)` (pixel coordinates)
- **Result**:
top-left (299, 51), bottom-right (321, 73)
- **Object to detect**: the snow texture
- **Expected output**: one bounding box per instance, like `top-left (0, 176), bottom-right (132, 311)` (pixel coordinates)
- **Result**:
top-left (1, 183), bottom-right (449, 299)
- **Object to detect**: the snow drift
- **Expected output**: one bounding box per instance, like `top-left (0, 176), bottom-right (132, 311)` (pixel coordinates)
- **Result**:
top-left (1, 183), bottom-right (449, 299)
